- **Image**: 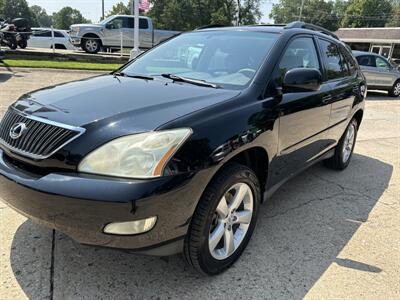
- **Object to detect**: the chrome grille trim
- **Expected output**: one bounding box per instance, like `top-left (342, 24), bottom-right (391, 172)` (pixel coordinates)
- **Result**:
top-left (0, 107), bottom-right (86, 160)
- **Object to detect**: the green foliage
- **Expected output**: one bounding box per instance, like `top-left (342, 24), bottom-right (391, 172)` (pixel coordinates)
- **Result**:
top-left (148, 0), bottom-right (261, 31)
top-left (387, 3), bottom-right (400, 26)
top-left (0, 0), bottom-right (33, 24)
top-left (341, 0), bottom-right (393, 27)
top-left (269, 0), bottom-right (349, 31)
top-left (30, 5), bottom-right (52, 27)
top-left (52, 7), bottom-right (90, 30)
top-left (106, 2), bottom-right (130, 17)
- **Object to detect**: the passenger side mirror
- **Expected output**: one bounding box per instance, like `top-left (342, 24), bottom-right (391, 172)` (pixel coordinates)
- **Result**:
top-left (283, 68), bottom-right (322, 93)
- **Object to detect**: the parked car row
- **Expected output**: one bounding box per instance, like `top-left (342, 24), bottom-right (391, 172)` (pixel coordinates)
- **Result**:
top-left (69, 15), bottom-right (180, 53)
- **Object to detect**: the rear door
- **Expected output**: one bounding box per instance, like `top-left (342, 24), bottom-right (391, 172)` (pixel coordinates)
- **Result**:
top-left (374, 56), bottom-right (397, 87)
top-left (126, 17), bottom-right (152, 48)
top-left (270, 35), bottom-right (332, 183)
top-left (317, 39), bottom-right (357, 144)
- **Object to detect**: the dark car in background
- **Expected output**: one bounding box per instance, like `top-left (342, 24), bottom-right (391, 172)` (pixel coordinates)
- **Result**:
top-left (0, 22), bottom-right (365, 275)
top-left (353, 50), bottom-right (400, 97)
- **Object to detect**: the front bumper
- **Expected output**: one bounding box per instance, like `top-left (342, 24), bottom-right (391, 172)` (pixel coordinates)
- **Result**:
top-left (70, 37), bottom-right (81, 46)
top-left (0, 150), bottom-right (209, 255)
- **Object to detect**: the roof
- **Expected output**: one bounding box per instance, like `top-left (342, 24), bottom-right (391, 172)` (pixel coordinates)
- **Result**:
top-left (352, 50), bottom-right (385, 59)
top-left (336, 27), bottom-right (400, 43)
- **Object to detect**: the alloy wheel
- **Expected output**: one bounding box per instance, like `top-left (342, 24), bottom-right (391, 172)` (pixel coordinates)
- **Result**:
top-left (394, 82), bottom-right (400, 96)
top-left (209, 182), bottom-right (254, 260)
top-left (85, 39), bottom-right (98, 52)
top-left (342, 122), bottom-right (356, 163)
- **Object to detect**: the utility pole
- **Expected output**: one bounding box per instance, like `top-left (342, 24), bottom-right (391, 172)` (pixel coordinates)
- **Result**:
top-left (299, 0), bottom-right (305, 21)
top-left (130, 0), bottom-right (141, 60)
top-left (130, 0), bottom-right (134, 15)
top-left (102, 0), bottom-right (104, 20)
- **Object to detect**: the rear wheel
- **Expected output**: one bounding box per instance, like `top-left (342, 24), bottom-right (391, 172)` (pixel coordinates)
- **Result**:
top-left (184, 163), bottom-right (260, 275)
top-left (18, 40), bottom-right (27, 49)
top-left (81, 37), bottom-right (101, 54)
top-left (324, 118), bottom-right (358, 170)
top-left (389, 81), bottom-right (400, 97)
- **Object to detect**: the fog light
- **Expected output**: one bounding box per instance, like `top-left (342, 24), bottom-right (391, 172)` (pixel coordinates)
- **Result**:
top-left (103, 216), bottom-right (157, 235)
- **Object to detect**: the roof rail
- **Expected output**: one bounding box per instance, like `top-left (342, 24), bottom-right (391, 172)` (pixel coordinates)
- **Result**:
top-left (195, 24), bottom-right (228, 30)
top-left (285, 21), bottom-right (339, 40)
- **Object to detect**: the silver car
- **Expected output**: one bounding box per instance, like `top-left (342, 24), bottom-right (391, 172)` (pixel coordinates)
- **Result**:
top-left (353, 51), bottom-right (400, 97)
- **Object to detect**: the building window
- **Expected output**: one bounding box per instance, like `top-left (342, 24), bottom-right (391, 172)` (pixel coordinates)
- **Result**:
top-left (392, 44), bottom-right (400, 59)
top-left (347, 43), bottom-right (370, 52)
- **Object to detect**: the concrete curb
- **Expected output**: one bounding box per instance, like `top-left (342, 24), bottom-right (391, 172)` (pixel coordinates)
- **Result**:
top-left (0, 66), bottom-right (108, 74)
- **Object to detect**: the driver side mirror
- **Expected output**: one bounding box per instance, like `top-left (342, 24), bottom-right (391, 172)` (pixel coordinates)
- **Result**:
top-left (105, 23), bottom-right (112, 29)
top-left (283, 68), bottom-right (322, 93)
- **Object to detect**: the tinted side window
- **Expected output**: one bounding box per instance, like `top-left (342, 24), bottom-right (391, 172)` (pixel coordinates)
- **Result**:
top-left (279, 37), bottom-right (320, 78)
top-left (319, 39), bottom-right (348, 80)
top-left (54, 31), bottom-right (64, 38)
top-left (33, 30), bottom-right (51, 37)
top-left (127, 18), bottom-right (149, 29)
top-left (356, 55), bottom-right (375, 67)
top-left (340, 46), bottom-right (356, 75)
top-left (375, 57), bottom-right (391, 70)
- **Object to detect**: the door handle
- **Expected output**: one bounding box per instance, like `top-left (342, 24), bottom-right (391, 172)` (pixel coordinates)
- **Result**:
top-left (322, 95), bottom-right (332, 104)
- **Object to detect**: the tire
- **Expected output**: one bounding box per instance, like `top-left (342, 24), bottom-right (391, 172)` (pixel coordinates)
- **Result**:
top-left (8, 39), bottom-right (17, 50)
top-left (81, 37), bottom-right (101, 54)
top-left (324, 118), bottom-right (358, 170)
top-left (184, 163), bottom-right (261, 275)
top-left (388, 81), bottom-right (400, 97)
top-left (18, 40), bottom-right (27, 49)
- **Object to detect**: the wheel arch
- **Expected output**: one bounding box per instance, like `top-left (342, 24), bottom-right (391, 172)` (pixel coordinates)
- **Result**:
top-left (353, 109), bottom-right (364, 129)
top-left (82, 33), bottom-right (103, 45)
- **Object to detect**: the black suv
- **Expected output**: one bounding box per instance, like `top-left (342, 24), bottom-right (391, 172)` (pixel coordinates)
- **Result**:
top-left (0, 22), bottom-right (365, 275)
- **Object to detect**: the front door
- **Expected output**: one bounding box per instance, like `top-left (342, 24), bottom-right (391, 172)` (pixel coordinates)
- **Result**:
top-left (268, 35), bottom-right (332, 185)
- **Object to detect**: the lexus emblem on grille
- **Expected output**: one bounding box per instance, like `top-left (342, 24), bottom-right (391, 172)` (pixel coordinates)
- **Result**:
top-left (9, 122), bottom-right (27, 139)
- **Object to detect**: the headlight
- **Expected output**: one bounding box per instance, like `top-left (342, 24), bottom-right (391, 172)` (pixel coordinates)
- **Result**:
top-left (78, 128), bottom-right (192, 178)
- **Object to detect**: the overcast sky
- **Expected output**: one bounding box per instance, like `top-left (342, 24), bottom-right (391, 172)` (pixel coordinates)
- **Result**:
top-left (26, 0), bottom-right (276, 24)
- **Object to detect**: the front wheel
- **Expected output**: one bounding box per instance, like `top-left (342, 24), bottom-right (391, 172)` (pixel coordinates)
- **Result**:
top-left (324, 118), bottom-right (358, 170)
top-left (184, 163), bottom-right (261, 275)
top-left (389, 81), bottom-right (400, 97)
top-left (81, 37), bottom-right (101, 54)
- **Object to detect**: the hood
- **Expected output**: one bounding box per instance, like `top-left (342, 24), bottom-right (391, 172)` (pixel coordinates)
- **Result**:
top-left (70, 24), bottom-right (103, 30)
top-left (13, 75), bottom-right (240, 131)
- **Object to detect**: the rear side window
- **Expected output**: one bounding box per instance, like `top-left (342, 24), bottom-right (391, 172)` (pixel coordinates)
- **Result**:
top-left (356, 55), bottom-right (375, 67)
top-left (127, 18), bottom-right (150, 29)
top-left (340, 46), bottom-right (357, 75)
top-left (279, 37), bottom-right (320, 77)
top-left (319, 39), bottom-right (348, 80)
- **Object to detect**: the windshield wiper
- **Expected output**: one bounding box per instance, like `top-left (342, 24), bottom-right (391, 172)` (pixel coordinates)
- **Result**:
top-left (161, 73), bottom-right (220, 88)
top-left (113, 72), bottom-right (154, 80)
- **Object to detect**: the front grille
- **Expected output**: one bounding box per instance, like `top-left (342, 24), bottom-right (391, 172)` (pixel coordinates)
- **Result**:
top-left (0, 108), bottom-right (85, 159)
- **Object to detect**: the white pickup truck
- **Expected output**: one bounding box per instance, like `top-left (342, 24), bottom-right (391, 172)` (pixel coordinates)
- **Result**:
top-left (70, 15), bottom-right (180, 54)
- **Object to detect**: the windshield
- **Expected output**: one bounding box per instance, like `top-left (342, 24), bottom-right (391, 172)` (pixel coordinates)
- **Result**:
top-left (121, 30), bottom-right (279, 89)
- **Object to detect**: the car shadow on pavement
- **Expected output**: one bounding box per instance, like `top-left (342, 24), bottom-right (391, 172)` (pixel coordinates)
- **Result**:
top-left (9, 153), bottom-right (392, 299)
top-left (367, 90), bottom-right (400, 101)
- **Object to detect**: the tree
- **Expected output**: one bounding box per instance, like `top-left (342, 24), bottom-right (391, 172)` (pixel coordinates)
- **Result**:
top-left (148, 0), bottom-right (262, 31)
top-left (30, 5), bottom-right (52, 27)
top-left (106, 2), bottom-right (130, 17)
top-left (0, 0), bottom-right (33, 24)
top-left (52, 7), bottom-right (90, 29)
top-left (386, 2), bottom-right (400, 26)
top-left (269, 0), bottom-right (349, 31)
top-left (341, 0), bottom-right (393, 27)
